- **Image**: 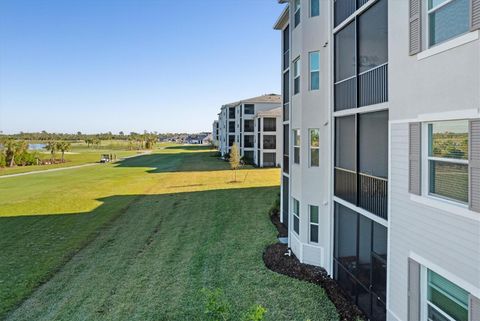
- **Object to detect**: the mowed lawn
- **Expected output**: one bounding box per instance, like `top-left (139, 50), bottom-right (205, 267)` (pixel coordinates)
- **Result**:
top-left (0, 146), bottom-right (338, 321)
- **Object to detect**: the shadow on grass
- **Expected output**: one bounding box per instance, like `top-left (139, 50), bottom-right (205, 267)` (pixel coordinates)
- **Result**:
top-left (0, 186), bottom-right (279, 320)
top-left (114, 148), bottom-right (254, 174)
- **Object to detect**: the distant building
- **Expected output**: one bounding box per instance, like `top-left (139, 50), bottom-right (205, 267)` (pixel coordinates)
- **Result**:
top-left (254, 107), bottom-right (282, 167)
top-left (216, 94), bottom-right (282, 163)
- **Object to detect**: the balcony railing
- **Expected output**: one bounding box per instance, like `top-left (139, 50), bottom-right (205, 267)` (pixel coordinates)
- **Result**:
top-left (358, 63), bottom-right (388, 107)
top-left (334, 167), bottom-right (357, 205)
top-left (334, 76), bottom-right (357, 111)
top-left (335, 167), bottom-right (388, 220)
top-left (359, 172), bottom-right (388, 219)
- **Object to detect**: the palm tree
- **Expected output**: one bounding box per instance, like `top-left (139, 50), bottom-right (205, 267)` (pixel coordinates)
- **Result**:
top-left (45, 141), bottom-right (57, 162)
top-left (56, 141), bottom-right (71, 163)
top-left (3, 139), bottom-right (17, 167)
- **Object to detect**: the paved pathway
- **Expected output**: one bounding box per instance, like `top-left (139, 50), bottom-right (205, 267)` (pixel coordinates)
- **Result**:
top-left (0, 152), bottom-right (151, 179)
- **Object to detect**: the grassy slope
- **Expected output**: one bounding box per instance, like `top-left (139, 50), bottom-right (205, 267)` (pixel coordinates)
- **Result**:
top-left (0, 146), bottom-right (338, 321)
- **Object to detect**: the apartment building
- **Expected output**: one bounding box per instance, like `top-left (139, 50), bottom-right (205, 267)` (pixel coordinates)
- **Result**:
top-left (254, 107), bottom-right (282, 167)
top-left (216, 94), bottom-right (282, 162)
top-left (212, 120), bottom-right (219, 147)
top-left (275, 1), bottom-right (480, 321)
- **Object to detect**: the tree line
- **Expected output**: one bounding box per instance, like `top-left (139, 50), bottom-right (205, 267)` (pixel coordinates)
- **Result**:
top-left (0, 140), bottom-right (71, 168)
top-left (0, 131), bottom-right (188, 142)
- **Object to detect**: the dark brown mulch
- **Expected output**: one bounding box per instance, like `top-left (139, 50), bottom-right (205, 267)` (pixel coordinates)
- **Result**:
top-left (269, 209), bottom-right (288, 237)
top-left (263, 243), bottom-right (364, 321)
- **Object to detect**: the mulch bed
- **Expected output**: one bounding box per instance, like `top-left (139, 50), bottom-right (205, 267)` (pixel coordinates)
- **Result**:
top-left (264, 211), bottom-right (364, 321)
top-left (269, 209), bottom-right (288, 238)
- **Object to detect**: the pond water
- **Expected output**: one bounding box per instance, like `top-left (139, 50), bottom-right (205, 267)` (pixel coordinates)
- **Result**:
top-left (28, 143), bottom-right (46, 150)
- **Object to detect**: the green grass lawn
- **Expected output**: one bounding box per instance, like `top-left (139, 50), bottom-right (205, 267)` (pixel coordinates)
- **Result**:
top-left (0, 146), bottom-right (338, 321)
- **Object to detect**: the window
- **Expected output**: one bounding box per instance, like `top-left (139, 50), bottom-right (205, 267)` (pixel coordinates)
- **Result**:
top-left (264, 118), bottom-right (276, 131)
top-left (293, 129), bottom-right (300, 164)
top-left (309, 129), bottom-right (319, 167)
top-left (229, 121), bottom-right (235, 133)
top-left (292, 198), bottom-right (300, 235)
top-left (283, 25), bottom-right (290, 71)
top-left (283, 124), bottom-right (289, 173)
top-left (309, 51), bottom-right (320, 91)
top-left (309, 205), bottom-right (319, 243)
top-left (244, 135), bottom-right (254, 148)
top-left (358, 0), bottom-right (388, 74)
top-left (229, 107), bottom-right (235, 118)
top-left (283, 71), bottom-right (290, 121)
top-left (263, 152), bottom-right (276, 167)
top-left (310, 0), bottom-right (319, 17)
top-left (293, 58), bottom-right (300, 95)
top-left (244, 119), bottom-right (254, 132)
top-left (426, 270), bottom-right (469, 321)
top-left (263, 135), bottom-right (276, 149)
top-left (428, 0), bottom-right (470, 47)
top-left (228, 135), bottom-right (235, 147)
top-left (294, 0), bottom-right (301, 27)
top-left (427, 120), bottom-right (469, 203)
top-left (244, 104), bottom-right (255, 115)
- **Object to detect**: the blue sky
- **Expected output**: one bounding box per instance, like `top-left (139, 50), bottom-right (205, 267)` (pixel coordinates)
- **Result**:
top-left (0, 0), bottom-right (284, 134)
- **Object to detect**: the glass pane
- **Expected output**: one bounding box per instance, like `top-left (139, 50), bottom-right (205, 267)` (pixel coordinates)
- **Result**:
top-left (428, 305), bottom-right (452, 321)
top-left (310, 0), bottom-right (320, 16)
top-left (283, 71), bottom-right (290, 104)
top-left (359, 111), bottom-right (388, 178)
top-left (294, 216), bottom-right (299, 234)
top-left (429, 161), bottom-right (468, 203)
top-left (334, 203), bottom-right (357, 272)
top-left (294, 130), bottom-right (301, 146)
top-left (358, 0), bottom-right (388, 73)
top-left (294, 147), bottom-right (300, 164)
top-left (294, 59), bottom-right (300, 77)
top-left (310, 71), bottom-right (320, 90)
top-left (309, 51), bottom-right (320, 71)
top-left (310, 129), bottom-right (319, 147)
top-left (335, 22), bottom-right (356, 82)
top-left (429, 120), bottom-right (468, 160)
top-left (429, 0), bottom-right (469, 46)
top-left (244, 104), bottom-right (255, 114)
top-left (429, 0), bottom-right (449, 9)
top-left (310, 148), bottom-right (319, 167)
top-left (335, 115), bottom-right (356, 171)
top-left (283, 124), bottom-right (289, 156)
top-left (293, 199), bottom-right (299, 214)
top-left (310, 205), bottom-right (319, 223)
top-left (294, 77), bottom-right (300, 94)
top-left (310, 224), bottom-right (319, 243)
top-left (357, 215), bottom-right (372, 288)
top-left (428, 270), bottom-right (469, 321)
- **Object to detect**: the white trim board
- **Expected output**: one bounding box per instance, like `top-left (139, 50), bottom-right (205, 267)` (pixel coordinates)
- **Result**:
top-left (409, 251), bottom-right (480, 298)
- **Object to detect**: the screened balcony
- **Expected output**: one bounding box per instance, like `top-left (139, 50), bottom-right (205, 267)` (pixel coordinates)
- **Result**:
top-left (244, 135), bottom-right (254, 148)
top-left (334, 111), bottom-right (388, 220)
top-left (334, 0), bottom-right (373, 27)
top-left (334, 0), bottom-right (388, 112)
top-left (263, 135), bottom-right (276, 150)
top-left (244, 119), bottom-right (254, 132)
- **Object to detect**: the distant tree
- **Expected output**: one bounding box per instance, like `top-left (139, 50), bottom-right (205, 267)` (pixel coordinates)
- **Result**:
top-left (119, 131), bottom-right (124, 136)
top-left (56, 141), bottom-right (71, 163)
top-left (45, 141), bottom-right (57, 162)
top-left (229, 143), bottom-right (241, 182)
top-left (3, 140), bottom-right (18, 167)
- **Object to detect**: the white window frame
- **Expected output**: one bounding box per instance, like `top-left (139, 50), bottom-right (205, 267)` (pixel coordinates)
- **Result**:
top-left (309, 51), bottom-right (320, 91)
top-left (421, 121), bottom-right (469, 206)
top-left (420, 266), bottom-right (470, 321)
top-left (294, 0), bottom-right (301, 27)
top-left (308, 205), bottom-right (319, 244)
top-left (292, 198), bottom-right (300, 235)
top-left (293, 129), bottom-right (301, 164)
top-left (293, 57), bottom-right (301, 95)
top-left (426, 0), bottom-right (470, 48)
top-left (309, 128), bottom-right (319, 167)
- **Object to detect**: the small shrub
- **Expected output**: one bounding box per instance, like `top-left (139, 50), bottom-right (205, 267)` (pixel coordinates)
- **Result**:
top-left (269, 192), bottom-right (280, 216)
top-left (244, 304), bottom-right (267, 321)
top-left (202, 288), bottom-right (231, 321)
top-left (0, 153), bottom-right (6, 167)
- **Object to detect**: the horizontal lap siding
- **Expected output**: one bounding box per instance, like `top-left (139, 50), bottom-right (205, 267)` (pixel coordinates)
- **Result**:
top-left (389, 123), bottom-right (480, 320)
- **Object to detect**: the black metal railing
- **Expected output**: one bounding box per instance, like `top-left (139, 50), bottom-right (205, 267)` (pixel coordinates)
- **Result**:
top-left (359, 173), bottom-right (388, 219)
top-left (334, 77), bottom-right (357, 111)
top-left (334, 167), bottom-right (357, 205)
top-left (334, 0), bottom-right (356, 27)
top-left (358, 64), bottom-right (388, 107)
